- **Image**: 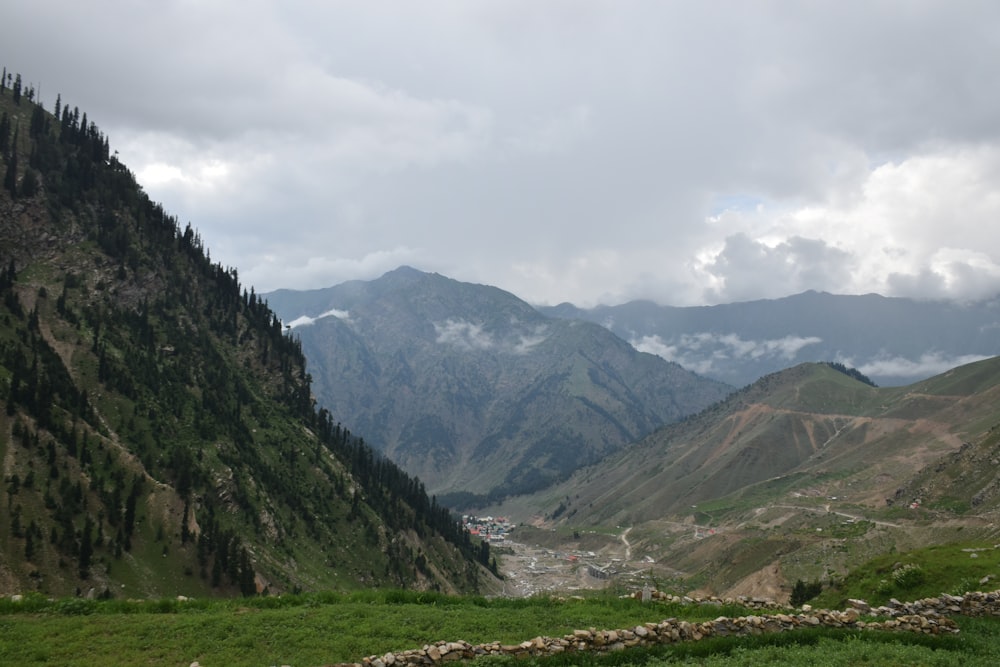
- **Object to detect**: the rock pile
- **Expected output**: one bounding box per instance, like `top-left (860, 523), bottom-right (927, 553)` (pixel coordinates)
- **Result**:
top-left (627, 589), bottom-right (789, 610)
top-left (334, 604), bottom-right (959, 667)
top-left (849, 590), bottom-right (1000, 618)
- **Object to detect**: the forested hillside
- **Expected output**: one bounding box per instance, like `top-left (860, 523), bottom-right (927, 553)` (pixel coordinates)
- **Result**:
top-left (0, 70), bottom-right (494, 597)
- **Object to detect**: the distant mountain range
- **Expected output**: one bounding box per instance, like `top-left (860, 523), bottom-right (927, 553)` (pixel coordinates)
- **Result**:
top-left (264, 268), bottom-right (732, 505)
top-left (541, 291), bottom-right (1000, 387)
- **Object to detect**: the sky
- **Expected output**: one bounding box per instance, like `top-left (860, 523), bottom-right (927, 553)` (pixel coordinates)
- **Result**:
top-left (6, 1), bottom-right (1000, 307)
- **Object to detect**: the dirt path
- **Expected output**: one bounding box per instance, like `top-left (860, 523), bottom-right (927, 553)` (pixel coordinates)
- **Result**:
top-left (771, 504), bottom-right (901, 529)
top-left (620, 526), bottom-right (632, 561)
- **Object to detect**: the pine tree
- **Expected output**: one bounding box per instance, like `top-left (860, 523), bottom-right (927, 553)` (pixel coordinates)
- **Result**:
top-left (20, 169), bottom-right (37, 197)
top-left (3, 147), bottom-right (17, 197)
top-left (238, 547), bottom-right (255, 596)
top-left (0, 111), bottom-right (9, 155)
top-left (79, 516), bottom-right (94, 578)
top-left (25, 529), bottom-right (36, 561)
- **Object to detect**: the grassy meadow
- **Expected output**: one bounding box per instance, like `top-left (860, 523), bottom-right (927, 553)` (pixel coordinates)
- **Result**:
top-left (2, 590), bottom-right (999, 667)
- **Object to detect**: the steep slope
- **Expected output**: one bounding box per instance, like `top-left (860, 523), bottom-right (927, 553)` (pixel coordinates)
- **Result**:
top-left (0, 77), bottom-right (490, 597)
top-left (537, 359), bottom-right (1000, 526)
top-left (265, 269), bottom-right (732, 505)
top-left (542, 291), bottom-right (1000, 387)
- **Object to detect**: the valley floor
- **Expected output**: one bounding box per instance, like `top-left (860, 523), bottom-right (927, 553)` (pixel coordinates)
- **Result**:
top-left (496, 527), bottom-right (686, 597)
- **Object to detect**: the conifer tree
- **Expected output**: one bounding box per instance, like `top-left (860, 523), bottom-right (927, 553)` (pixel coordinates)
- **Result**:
top-left (3, 144), bottom-right (17, 197)
top-left (20, 169), bottom-right (37, 197)
top-left (25, 529), bottom-right (35, 561)
top-left (0, 111), bottom-right (9, 155)
top-left (79, 516), bottom-right (94, 578)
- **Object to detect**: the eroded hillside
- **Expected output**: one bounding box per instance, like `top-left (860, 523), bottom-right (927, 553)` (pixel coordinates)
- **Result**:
top-left (491, 360), bottom-right (1000, 600)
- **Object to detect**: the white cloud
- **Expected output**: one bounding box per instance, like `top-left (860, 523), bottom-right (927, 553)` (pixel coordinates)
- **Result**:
top-left (433, 319), bottom-right (550, 354)
top-left (850, 352), bottom-right (994, 380)
top-left (632, 332), bottom-right (823, 376)
top-left (512, 328), bottom-right (550, 355)
top-left (693, 146), bottom-right (1000, 304)
top-left (287, 308), bottom-right (351, 329)
top-left (434, 319), bottom-right (495, 351)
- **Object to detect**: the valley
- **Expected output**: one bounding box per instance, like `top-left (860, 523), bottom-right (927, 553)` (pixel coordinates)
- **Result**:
top-left (496, 525), bottom-right (678, 597)
top-left (491, 378), bottom-right (1000, 601)
top-left (5, 65), bottom-right (1000, 642)
top-left (494, 494), bottom-right (1000, 604)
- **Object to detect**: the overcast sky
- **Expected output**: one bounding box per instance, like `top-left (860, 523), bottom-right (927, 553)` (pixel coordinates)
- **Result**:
top-left (6, 1), bottom-right (1000, 306)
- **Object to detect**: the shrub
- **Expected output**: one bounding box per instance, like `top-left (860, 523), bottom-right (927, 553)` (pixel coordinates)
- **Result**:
top-left (891, 564), bottom-right (925, 590)
top-left (790, 579), bottom-right (823, 606)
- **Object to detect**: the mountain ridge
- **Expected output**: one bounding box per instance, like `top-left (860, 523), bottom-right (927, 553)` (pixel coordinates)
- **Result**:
top-left (540, 290), bottom-right (1000, 387)
top-left (532, 357), bottom-right (1000, 524)
top-left (265, 270), bottom-right (733, 504)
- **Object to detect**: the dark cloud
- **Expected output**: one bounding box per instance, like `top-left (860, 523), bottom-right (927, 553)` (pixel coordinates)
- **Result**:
top-left (5, 1), bottom-right (1000, 305)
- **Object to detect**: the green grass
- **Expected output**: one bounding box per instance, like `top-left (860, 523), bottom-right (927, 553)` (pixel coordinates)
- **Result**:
top-left (0, 591), bottom-right (735, 666)
top-left (492, 619), bottom-right (999, 666)
top-left (477, 620), bottom-right (997, 666)
top-left (1, 591), bottom-right (997, 667)
top-left (813, 541), bottom-right (1000, 608)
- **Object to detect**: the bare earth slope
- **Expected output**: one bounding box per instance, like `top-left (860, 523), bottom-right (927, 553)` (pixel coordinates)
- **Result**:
top-left (492, 358), bottom-right (1000, 600)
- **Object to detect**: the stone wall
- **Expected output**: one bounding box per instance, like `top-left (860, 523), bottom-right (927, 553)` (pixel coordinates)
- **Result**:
top-left (332, 589), bottom-right (1000, 667)
top-left (848, 589), bottom-right (1000, 618)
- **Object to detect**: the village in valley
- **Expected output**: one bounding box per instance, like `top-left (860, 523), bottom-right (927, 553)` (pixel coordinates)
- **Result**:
top-left (462, 515), bottom-right (514, 543)
top-left (462, 516), bottom-right (665, 597)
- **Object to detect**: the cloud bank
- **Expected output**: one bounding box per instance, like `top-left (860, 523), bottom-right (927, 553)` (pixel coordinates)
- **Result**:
top-left (633, 332), bottom-right (824, 377)
top-left (6, 1), bottom-right (1000, 306)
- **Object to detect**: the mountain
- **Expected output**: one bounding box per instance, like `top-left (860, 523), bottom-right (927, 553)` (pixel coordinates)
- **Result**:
top-left (0, 75), bottom-right (491, 597)
top-left (498, 357), bottom-right (1000, 598)
top-left (541, 291), bottom-right (1000, 387)
top-left (536, 359), bottom-right (1000, 524)
top-left (264, 269), bottom-right (733, 505)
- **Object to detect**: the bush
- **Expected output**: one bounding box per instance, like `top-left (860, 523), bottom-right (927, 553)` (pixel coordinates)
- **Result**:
top-left (892, 564), bottom-right (925, 590)
top-left (790, 579), bottom-right (823, 606)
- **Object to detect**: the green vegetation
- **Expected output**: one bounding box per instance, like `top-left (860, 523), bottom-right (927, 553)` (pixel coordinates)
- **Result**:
top-left (824, 361), bottom-right (877, 387)
top-left (0, 72), bottom-right (487, 596)
top-left (814, 541), bottom-right (1000, 608)
top-left (482, 619), bottom-right (1000, 667)
top-left (0, 591), bottom-right (997, 667)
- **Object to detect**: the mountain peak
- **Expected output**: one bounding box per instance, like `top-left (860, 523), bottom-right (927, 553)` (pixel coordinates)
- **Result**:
top-left (382, 265), bottom-right (428, 280)
top-left (265, 273), bottom-right (733, 503)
